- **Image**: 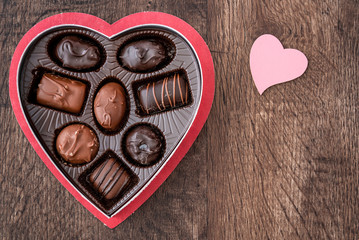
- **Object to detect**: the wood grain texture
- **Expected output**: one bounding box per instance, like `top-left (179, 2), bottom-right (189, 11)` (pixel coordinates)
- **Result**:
top-left (0, 0), bottom-right (357, 239)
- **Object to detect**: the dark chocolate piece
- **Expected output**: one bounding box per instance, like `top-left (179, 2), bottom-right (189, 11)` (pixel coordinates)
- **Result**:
top-left (36, 73), bottom-right (87, 114)
top-left (137, 72), bottom-right (191, 115)
top-left (89, 158), bottom-right (131, 200)
top-left (120, 39), bottom-right (166, 72)
top-left (56, 124), bottom-right (99, 165)
top-left (94, 82), bottom-right (127, 131)
top-left (124, 125), bottom-right (163, 166)
top-left (55, 36), bottom-right (100, 70)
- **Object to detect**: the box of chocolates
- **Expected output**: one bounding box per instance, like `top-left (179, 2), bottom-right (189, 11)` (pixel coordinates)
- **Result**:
top-left (9, 12), bottom-right (214, 228)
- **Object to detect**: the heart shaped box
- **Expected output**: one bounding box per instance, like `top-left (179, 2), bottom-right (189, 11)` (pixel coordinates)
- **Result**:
top-left (9, 12), bottom-right (214, 228)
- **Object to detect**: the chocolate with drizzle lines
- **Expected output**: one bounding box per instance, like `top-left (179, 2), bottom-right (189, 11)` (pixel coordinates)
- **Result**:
top-left (137, 72), bottom-right (191, 115)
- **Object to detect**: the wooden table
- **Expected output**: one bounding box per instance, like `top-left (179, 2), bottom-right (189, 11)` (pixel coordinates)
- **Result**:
top-left (1, 1), bottom-right (358, 239)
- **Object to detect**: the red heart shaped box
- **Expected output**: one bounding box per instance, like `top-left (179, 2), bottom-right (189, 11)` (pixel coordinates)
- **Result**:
top-left (9, 12), bottom-right (214, 228)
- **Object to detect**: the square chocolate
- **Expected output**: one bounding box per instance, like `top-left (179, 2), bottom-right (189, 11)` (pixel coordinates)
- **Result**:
top-left (89, 157), bottom-right (133, 200)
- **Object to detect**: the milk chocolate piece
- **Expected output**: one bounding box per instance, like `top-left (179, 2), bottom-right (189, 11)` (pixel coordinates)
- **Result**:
top-left (89, 158), bottom-right (131, 200)
top-left (94, 82), bottom-right (127, 131)
top-left (55, 36), bottom-right (100, 70)
top-left (124, 125), bottom-right (164, 166)
top-left (136, 72), bottom-right (191, 115)
top-left (56, 124), bottom-right (99, 165)
top-left (36, 73), bottom-right (87, 114)
top-left (120, 39), bottom-right (166, 72)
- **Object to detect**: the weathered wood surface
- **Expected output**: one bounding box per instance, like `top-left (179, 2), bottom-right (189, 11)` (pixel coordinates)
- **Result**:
top-left (0, 0), bottom-right (358, 239)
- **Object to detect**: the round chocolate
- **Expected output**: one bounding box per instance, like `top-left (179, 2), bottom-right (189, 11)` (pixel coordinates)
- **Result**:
top-left (124, 125), bottom-right (164, 166)
top-left (55, 35), bottom-right (100, 70)
top-left (120, 39), bottom-right (166, 72)
top-left (56, 124), bottom-right (99, 165)
top-left (94, 82), bottom-right (127, 131)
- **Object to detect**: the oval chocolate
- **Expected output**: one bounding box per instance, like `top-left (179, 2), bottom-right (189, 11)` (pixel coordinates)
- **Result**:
top-left (55, 35), bottom-right (101, 71)
top-left (119, 39), bottom-right (168, 72)
top-left (94, 82), bottom-right (127, 131)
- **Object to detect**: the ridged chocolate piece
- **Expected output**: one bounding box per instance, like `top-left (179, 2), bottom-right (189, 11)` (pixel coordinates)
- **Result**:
top-left (125, 125), bottom-right (163, 166)
top-left (56, 124), bottom-right (99, 165)
top-left (94, 82), bottom-right (127, 131)
top-left (36, 73), bottom-right (87, 114)
top-left (89, 158), bottom-right (131, 200)
top-left (120, 39), bottom-right (166, 72)
top-left (137, 73), bottom-right (191, 115)
top-left (55, 36), bottom-right (100, 70)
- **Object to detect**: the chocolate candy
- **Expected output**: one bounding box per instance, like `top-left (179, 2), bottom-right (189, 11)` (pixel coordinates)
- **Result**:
top-left (135, 72), bottom-right (192, 115)
top-left (119, 39), bottom-right (166, 72)
top-left (94, 82), bottom-right (127, 131)
top-left (89, 158), bottom-right (132, 200)
top-left (55, 35), bottom-right (100, 70)
top-left (36, 73), bottom-right (87, 114)
top-left (124, 125), bottom-right (164, 166)
top-left (56, 124), bottom-right (99, 165)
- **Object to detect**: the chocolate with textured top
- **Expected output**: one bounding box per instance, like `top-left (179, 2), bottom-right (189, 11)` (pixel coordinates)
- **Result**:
top-left (94, 82), bottom-right (127, 131)
top-left (137, 72), bottom-right (191, 115)
top-left (89, 158), bottom-right (131, 200)
top-left (120, 39), bottom-right (166, 72)
top-left (36, 73), bottom-right (87, 114)
top-left (55, 35), bottom-right (100, 70)
top-left (56, 124), bottom-right (99, 165)
top-left (125, 125), bottom-right (164, 166)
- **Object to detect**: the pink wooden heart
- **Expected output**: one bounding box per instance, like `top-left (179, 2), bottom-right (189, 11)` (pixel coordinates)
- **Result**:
top-left (250, 34), bottom-right (308, 95)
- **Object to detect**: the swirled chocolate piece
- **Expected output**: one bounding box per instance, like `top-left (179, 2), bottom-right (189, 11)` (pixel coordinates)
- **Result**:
top-left (124, 125), bottom-right (164, 166)
top-left (136, 72), bottom-right (191, 115)
top-left (55, 36), bottom-right (100, 70)
top-left (89, 158), bottom-right (132, 200)
top-left (36, 73), bottom-right (87, 114)
top-left (94, 82), bottom-right (127, 131)
top-left (56, 124), bottom-right (99, 165)
top-left (120, 39), bottom-right (166, 72)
